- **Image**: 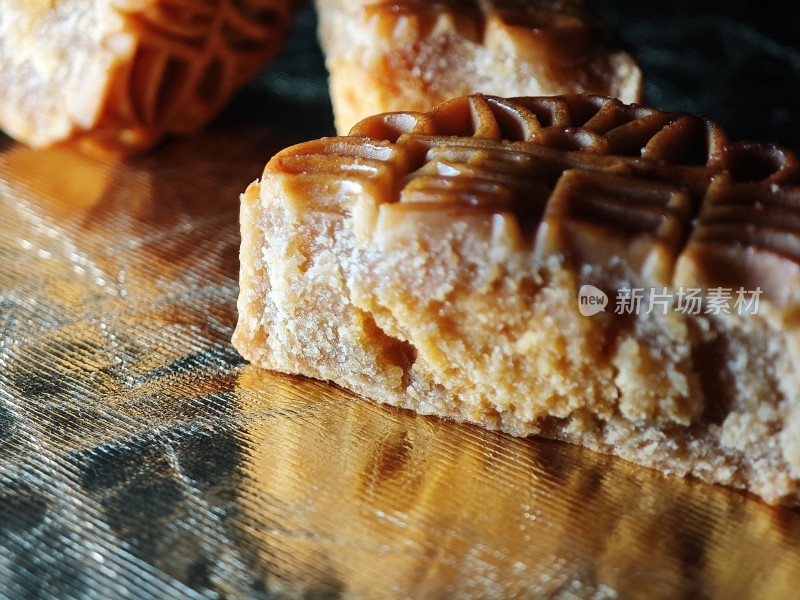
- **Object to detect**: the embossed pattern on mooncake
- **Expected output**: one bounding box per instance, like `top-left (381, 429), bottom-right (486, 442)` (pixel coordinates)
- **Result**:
top-left (316, 0), bottom-right (642, 134)
top-left (0, 0), bottom-right (296, 155)
top-left (276, 94), bottom-right (800, 301)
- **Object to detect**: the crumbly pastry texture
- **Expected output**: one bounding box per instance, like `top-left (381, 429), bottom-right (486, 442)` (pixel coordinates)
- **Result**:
top-left (315, 0), bottom-right (642, 134)
top-left (234, 93), bottom-right (800, 505)
top-left (0, 0), bottom-right (296, 156)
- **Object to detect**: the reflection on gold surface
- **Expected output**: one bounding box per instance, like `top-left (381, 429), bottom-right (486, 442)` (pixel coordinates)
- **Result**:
top-left (235, 368), bottom-right (800, 599)
top-left (2, 119), bottom-right (800, 598)
top-left (1, 142), bottom-right (120, 218)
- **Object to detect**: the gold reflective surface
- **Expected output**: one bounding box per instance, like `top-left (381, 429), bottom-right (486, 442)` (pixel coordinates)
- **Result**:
top-left (2, 114), bottom-right (800, 599)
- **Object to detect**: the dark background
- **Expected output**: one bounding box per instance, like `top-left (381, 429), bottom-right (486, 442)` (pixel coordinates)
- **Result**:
top-left (241, 1), bottom-right (800, 153)
top-left (593, 0), bottom-right (800, 151)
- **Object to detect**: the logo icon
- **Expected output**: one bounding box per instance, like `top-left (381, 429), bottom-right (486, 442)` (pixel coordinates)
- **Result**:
top-left (578, 285), bottom-right (608, 317)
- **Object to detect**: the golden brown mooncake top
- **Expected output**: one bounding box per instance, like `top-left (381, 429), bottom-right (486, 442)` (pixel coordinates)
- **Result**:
top-left (95, 0), bottom-right (296, 154)
top-left (363, 0), bottom-right (610, 53)
top-left (267, 94), bottom-right (800, 305)
top-left (360, 0), bottom-right (630, 93)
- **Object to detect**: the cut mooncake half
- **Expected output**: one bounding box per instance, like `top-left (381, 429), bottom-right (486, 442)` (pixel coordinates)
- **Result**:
top-left (314, 0), bottom-right (642, 134)
top-left (0, 0), bottom-right (296, 156)
top-left (233, 93), bottom-right (800, 505)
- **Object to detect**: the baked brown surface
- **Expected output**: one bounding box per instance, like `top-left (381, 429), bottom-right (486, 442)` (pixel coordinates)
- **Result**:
top-left (0, 0), bottom-right (295, 156)
top-left (233, 93), bottom-right (800, 505)
top-left (315, 0), bottom-right (642, 134)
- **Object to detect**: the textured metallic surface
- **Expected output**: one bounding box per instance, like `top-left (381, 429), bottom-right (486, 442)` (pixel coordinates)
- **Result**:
top-left (2, 4), bottom-right (800, 599)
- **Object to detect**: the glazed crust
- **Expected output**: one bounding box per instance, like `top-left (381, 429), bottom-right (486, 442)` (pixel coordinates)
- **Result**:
top-left (233, 94), bottom-right (800, 505)
top-left (315, 0), bottom-right (642, 134)
top-left (0, 0), bottom-right (296, 156)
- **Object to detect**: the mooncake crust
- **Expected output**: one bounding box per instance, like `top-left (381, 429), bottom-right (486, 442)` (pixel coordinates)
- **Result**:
top-left (0, 0), bottom-right (296, 156)
top-left (315, 0), bottom-right (642, 134)
top-left (234, 94), bottom-right (800, 505)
